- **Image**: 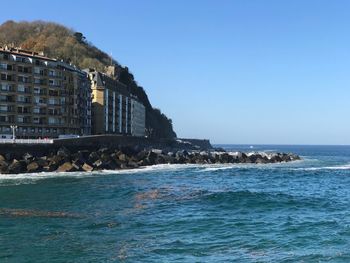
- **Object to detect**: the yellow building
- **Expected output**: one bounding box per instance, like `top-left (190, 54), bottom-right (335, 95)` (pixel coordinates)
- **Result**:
top-left (86, 68), bottom-right (145, 136)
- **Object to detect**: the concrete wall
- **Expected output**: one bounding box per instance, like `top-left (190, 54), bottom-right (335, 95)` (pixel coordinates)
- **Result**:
top-left (0, 135), bottom-right (213, 158)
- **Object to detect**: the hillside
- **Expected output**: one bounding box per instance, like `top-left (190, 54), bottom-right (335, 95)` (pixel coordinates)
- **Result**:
top-left (0, 20), bottom-right (176, 139)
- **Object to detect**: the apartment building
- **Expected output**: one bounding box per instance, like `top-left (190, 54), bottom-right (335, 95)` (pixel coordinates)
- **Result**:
top-left (0, 47), bottom-right (91, 138)
top-left (86, 68), bottom-right (146, 137)
top-left (130, 97), bottom-right (146, 137)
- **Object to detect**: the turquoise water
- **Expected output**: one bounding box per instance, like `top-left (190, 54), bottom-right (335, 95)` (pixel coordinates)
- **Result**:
top-left (1, 145), bottom-right (350, 262)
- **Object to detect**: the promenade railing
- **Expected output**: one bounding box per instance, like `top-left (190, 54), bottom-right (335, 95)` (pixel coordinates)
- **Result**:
top-left (0, 139), bottom-right (54, 144)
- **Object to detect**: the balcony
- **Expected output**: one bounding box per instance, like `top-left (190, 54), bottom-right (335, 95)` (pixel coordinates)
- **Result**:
top-left (0, 74), bottom-right (14, 82)
top-left (0, 96), bottom-right (15, 103)
top-left (0, 64), bottom-right (14, 71)
top-left (0, 117), bottom-right (15, 124)
top-left (17, 89), bottom-right (32, 94)
top-left (17, 75), bottom-right (32, 83)
top-left (0, 87), bottom-right (15, 93)
top-left (17, 100), bottom-right (32, 104)
top-left (34, 79), bottom-right (47, 86)
top-left (48, 91), bottom-right (60, 97)
top-left (17, 68), bottom-right (32, 74)
top-left (0, 108), bottom-right (14, 113)
top-left (17, 108), bottom-right (31, 114)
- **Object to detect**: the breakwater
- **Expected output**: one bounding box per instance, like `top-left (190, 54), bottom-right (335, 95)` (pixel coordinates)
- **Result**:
top-left (0, 144), bottom-right (300, 174)
top-left (0, 135), bottom-right (212, 156)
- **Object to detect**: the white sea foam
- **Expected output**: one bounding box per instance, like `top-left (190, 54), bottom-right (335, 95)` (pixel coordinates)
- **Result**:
top-left (101, 163), bottom-right (200, 174)
top-left (0, 171), bottom-right (97, 185)
top-left (0, 159), bottom-right (326, 186)
top-left (0, 163), bottom-right (202, 185)
top-left (292, 163), bottom-right (350, 171)
top-left (200, 161), bottom-right (299, 172)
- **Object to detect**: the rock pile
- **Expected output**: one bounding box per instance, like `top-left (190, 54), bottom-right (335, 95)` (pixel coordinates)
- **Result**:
top-left (0, 147), bottom-right (301, 174)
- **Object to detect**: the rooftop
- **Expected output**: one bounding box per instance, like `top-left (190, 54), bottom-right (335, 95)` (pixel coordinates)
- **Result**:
top-left (0, 45), bottom-right (55, 61)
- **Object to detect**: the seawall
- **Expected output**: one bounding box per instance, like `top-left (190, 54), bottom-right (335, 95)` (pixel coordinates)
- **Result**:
top-left (0, 135), bottom-right (213, 158)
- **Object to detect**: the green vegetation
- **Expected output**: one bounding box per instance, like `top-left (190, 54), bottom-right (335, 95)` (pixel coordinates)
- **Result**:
top-left (0, 20), bottom-right (176, 139)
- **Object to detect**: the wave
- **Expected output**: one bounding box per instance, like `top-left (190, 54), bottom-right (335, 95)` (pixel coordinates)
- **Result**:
top-left (1, 159), bottom-right (348, 186)
top-left (0, 161), bottom-right (306, 185)
top-left (0, 164), bottom-right (203, 185)
top-left (200, 161), bottom-right (304, 172)
top-left (292, 163), bottom-right (350, 171)
top-left (199, 190), bottom-right (336, 210)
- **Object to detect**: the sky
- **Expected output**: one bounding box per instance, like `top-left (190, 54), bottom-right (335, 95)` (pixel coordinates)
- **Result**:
top-left (2, 0), bottom-right (350, 144)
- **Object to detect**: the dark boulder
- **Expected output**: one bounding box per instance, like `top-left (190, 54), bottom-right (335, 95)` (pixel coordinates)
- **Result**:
top-left (127, 161), bottom-right (139, 169)
top-left (57, 147), bottom-right (71, 159)
top-left (98, 147), bottom-right (110, 154)
top-left (88, 151), bottom-right (100, 163)
top-left (22, 153), bottom-right (34, 163)
top-left (146, 151), bottom-right (158, 165)
top-left (118, 153), bottom-right (129, 162)
top-left (5, 153), bottom-right (14, 162)
top-left (8, 160), bottom-right (26, 174)
top-left (136, 150), bottom-right (148, 161)
top-left (0, 159), bottom-right (9, 173)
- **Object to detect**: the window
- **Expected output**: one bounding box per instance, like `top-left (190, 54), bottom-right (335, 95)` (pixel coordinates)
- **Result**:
top-left (48, 98), bottom-right (59, 105)
top-left (16, 56), bottom-right (26, 63)
top-left (18, 76), bottom-right (30, 83)
top-left (17, 85), bottom-right (25, 92)
top-left (0, 84), bottom-right (12, 91)
top-left (34, 97), bottom-right (45, 104)
top-left (34, 67), bottom-right (45, 75)
top-left (0, 105), bottom-right (8, 112)
top-left (17, 96), bottom-right (25, 102)
top-left (34, 88), bottom-right (40, 94)
top-left (1, 74), bottom-right (12, 81)
top-left (48, 117), bottom-right (59, 124)
top-left (34, 78), bottom-right (45, 85)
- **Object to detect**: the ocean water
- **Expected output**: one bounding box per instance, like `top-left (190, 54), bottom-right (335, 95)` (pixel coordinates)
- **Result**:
top-left (1, 145), bottom-right (350, 262)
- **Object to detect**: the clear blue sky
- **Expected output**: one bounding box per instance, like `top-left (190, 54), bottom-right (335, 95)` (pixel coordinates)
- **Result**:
top-left (2, 0), bottom-right (350, 144)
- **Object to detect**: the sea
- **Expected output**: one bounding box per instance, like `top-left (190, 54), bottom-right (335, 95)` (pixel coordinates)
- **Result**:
top-left (1, 145), bottom-right (350, 262)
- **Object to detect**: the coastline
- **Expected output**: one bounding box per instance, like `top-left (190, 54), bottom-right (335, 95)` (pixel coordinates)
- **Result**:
top-left (0, 139), bottom-right (301, 174)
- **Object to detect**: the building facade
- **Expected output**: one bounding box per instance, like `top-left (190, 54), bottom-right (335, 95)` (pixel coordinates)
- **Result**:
top-left (0, 47), bottom-right (91, 138)
top-left (86, 68), bottom-right (145, 137)
top-left (130, 97), bottom-right (146, 137)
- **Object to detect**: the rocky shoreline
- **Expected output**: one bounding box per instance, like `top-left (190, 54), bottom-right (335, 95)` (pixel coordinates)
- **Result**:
top-left (0, 146), bottom-right (301, 174)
